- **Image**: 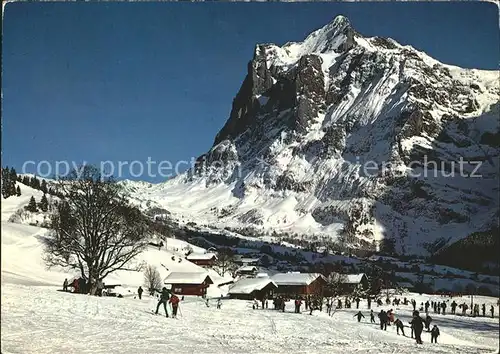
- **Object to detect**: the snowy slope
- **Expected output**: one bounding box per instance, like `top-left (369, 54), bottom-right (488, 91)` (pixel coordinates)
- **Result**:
top-left (2, 284), bottom-right (499, 354)
top-left (1, 185), bottom-right (231, 295)
top-left (122, 15), bottom-right (499, 257)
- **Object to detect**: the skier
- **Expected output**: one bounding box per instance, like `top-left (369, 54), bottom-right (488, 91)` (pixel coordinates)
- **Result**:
top-left (441, 302), bottom-right (447, 315)
top-left (425, 301), bottom-right (430, 313)
top-left (378, 310), bottom-right (388, 330)
top-left (294, 297), bottom-right (302, 313)
top-left (63, 278), bottom-right (68, 292)
top-left (206, 298), bottom-right (210, 307)
top-left (169, 293), bottom-right (180, 318)
top-left (451, 300), bottom-right (457, 314)
top-left (425, 314), bottom-right (432, 331)
top-left (434, 302), bottom-right (438, 314)
top-left (355, 298), bottom-right (360, 309)
top-left (482, 304), bottom-right (486, 317)
top-left (409, 311), bottom-right (424, 344)
top-left (430, 325), bottom-right (440, 343)
top-left (155, 287), bottom-right (171, 317)
top-left (253, 299), bottom-right (259, 310)
top-left (491, 305), bottom-right (495, 318)
top-left (412, 299), bottom-right (417, 311)
top-left (370, 309), bottom-right (376, 323)
top-left (137, 286), bottom-right (143, 300)
top-left (217, 298), bottom-right (222, 309)
top-left (394, 318), bottom-right (405, 336)
top-left (353, 311), bottom-right (365, 322)
top-left (367, 297), bottom-right (372, 309)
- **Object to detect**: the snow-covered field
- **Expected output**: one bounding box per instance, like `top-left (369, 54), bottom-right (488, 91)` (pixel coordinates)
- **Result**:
top-left (2, 284), bottom-right (499, 354)
top-left (2, 184), bottom-right (499, 353)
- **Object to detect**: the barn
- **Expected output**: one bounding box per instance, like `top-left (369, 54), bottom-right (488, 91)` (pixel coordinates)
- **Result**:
top-left (271, 273), bottom-right (327, 297)
top-left (340, 273), bottom-right (369, 294)
top-left (228, 277), bottom-right (278, 300)
top-left (186, 253), bottom-right (217, 267)
top-left (164, 272), bottom-right (213, 296)
top-left (235, 265), bottom-right (258, 277)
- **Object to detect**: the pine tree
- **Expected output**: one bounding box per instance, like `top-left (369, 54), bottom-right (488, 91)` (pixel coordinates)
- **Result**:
top-left (16, 185), bottom-right (21, 196)
top-left (41, 180), bottom-right (48, 194)
top-left (22, 176), bottom-right (30, 185)
top-left (26, 196), bottom-right (38, 212)
top-left (39, 194), bottom-right (49, 212)
top-left (33, 177), bottom-right (41, 190)
top-left (10, 167), bottom-right (17, 184)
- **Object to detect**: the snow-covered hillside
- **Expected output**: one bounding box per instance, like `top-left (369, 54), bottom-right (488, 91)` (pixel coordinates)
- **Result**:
top-left (1, 185), bottom-right (231, 296)
top-left (121, 15), bottom-right (499, 257)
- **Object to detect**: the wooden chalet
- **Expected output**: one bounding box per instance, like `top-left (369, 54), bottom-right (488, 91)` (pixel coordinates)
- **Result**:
top-left (228, 277), bottom-right (278, 301)
top-left (235, 265), bottom-right (258, 277)
top-left (186, 253), bottom-right (217, 267)
top-left (271, 273), bottom-right (327, 296)
top-left (164, 272), bottom-right (213, 296)
top-left (328, 273), bottom-right (369, 295)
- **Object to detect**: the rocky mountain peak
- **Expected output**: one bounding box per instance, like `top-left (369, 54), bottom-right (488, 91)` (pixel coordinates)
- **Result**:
top-left (137, 16), bottom-right (499, 259)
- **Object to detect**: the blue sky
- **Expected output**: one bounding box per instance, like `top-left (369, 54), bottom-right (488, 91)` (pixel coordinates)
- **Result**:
top-left (2, 2), bottom-right (498, 182)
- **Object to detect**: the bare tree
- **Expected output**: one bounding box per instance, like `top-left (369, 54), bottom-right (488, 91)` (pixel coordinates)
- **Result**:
top-left (214, 247), bottom-right (237, 277)
top-left (43, 165), bottom-right (150, 295)
top-left (144, 264), bottom-right (163, 295)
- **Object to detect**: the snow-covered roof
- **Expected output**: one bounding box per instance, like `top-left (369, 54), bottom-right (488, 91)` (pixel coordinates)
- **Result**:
top-left (186, 253), bottom-right (217, 260)
top-left (330, 273), bottom-right (367, 284)
top-left (271, 273), bottom-right (326, 286)
top-left (228, 277), bottom-right (277, 295)
top-left (164, 272), bottom-right (213, 285)
top-left (236, 265), bottom-right (258, 273)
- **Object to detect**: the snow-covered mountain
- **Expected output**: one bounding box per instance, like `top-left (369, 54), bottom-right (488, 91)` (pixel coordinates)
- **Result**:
top-left (125, 15), bottom-right (499, 257)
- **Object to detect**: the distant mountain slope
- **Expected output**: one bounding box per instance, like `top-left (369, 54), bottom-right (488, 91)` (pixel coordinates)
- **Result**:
top-left (96, 16), bottom-right (500, 257)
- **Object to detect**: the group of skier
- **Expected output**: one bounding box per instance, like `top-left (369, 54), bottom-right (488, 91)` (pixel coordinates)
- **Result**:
top-left (152, 287), bottom-right (181, 318)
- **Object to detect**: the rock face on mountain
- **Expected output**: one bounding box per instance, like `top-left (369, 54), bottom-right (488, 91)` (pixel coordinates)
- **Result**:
top-left (133, 16), bottom-right (499, 257)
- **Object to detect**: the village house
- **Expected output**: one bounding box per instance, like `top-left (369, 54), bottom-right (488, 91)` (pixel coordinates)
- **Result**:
top-left (271, 272), bottom-right (327, 297)
top-left (328, 273), bottom-right (370, 295)
top-left (233, 255), bottom-right (262, 266)
top-left (163, 272), bottom-right (213, 296)
top-left (228, 277), bottom-right (278, 300)
top-left (186, 253), bottom-right (217, 267)
top-left (235, 265), bottom-right (259, 277)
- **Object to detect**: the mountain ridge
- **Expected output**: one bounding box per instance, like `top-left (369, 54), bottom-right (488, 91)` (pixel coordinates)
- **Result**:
top-left (122, 15), bottom-right (499, 258)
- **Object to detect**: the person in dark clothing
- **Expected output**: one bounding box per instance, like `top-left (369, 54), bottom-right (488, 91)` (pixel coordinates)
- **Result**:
top-left (451, 301), bottom-right (457, 314)
top-left (412, 300), bottom-right (417, 311)
top-left (409, 312), bottom-right (424, 344)
top-left (169, 294), bottom-right (180, 318)
top-left (394, 318), bottom-right (405, 336)
top-left (354, 311), bottom-right (365, 322)
top-left (63, 278), bottom-right (68, 292)
top-left (482, 304), bottom-right (486, 317)
top-left (430, 325), bottom-right (440, 343)
top-left (367, 297), bottom-right (371, 309)
top-left (337, 299), bottom-right (342, 309)
top-left (425, 315), bottom-right (432, 331)
top-left (441, 302), bottom-right (447, 315)
top-left (378, 310), bottom-right (388, 330)
top-left (491, 305), bottom-right (495, 318)
top-left (137, 286), bottom-right (143, 300)
top-left (434, 302), bottom-right (438, 313)
top-left (370, 310), bottom-right (376, 323)
top-left (355, 298), bottom-right (360, 309)
top-left (155, 287), bottom-right (171, 317)
top-left (294, 298), bottom-right (302, 313)
top-left (425, 301), bottom-right (430, 313)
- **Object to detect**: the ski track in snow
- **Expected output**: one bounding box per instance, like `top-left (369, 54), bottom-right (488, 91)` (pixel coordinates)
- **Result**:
top-left (2, 284), bottom-right (499, 354)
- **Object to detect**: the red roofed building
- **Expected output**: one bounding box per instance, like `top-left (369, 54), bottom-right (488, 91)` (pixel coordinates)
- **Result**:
top-left (164, 272), bottom-right (213, 296)
top-left (186, 253), bottom-right (217, 267)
